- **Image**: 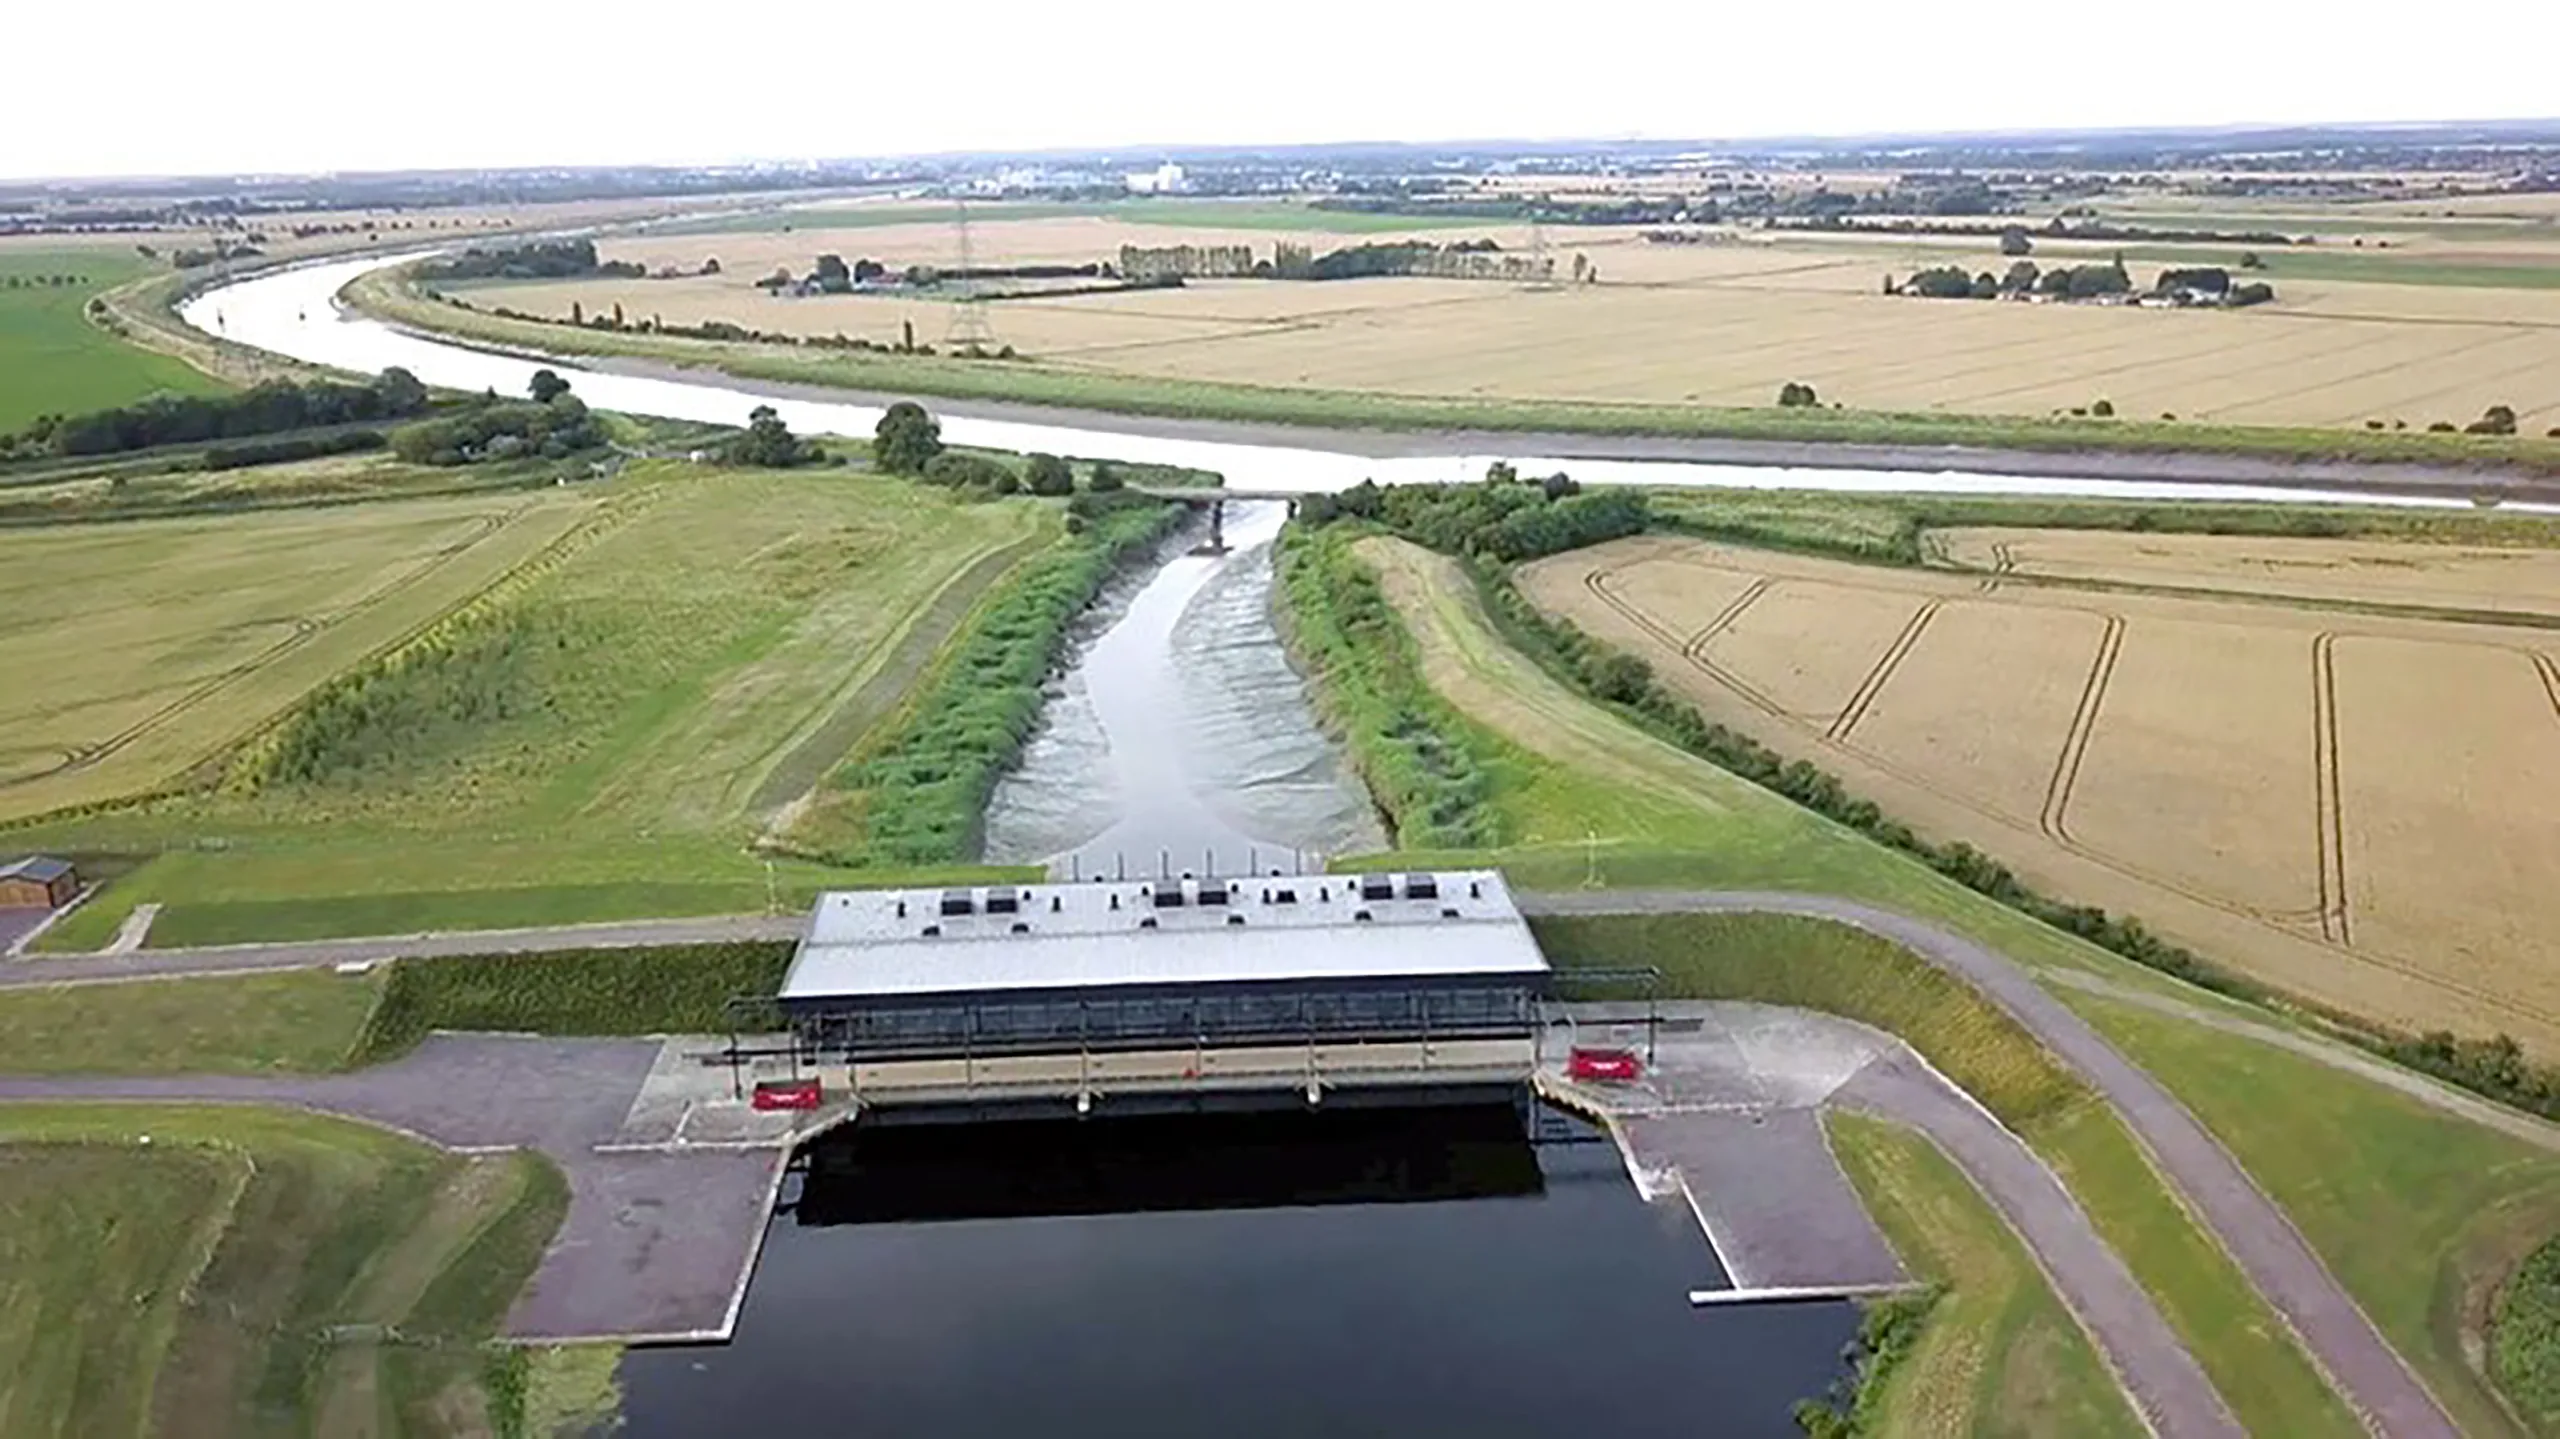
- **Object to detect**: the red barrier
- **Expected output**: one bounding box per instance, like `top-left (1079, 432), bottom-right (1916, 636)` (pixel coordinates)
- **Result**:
top-left (752, 1077), bottom-right (823, 1111)
top-left (1567, 1047), bottom-right (1643, 1082)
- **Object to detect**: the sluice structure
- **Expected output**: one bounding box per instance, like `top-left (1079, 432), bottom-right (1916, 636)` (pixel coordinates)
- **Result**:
top-left (771, 869), bottom-right (1551, 1120)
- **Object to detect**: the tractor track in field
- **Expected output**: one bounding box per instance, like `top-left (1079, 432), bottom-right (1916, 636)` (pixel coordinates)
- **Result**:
top-left (2039, 613), bottom-right (2126, 848)
top-left (2311, 633), bottom-right (2353, 947)
top-left (1826, 600), bottom-right (1939, 741)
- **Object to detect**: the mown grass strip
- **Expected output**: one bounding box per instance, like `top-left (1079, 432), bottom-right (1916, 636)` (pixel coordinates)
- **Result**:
top-left (0, 969), bottom-right (384, 1074)
top-left (1827, 1111), bottom-right (2149, 1439)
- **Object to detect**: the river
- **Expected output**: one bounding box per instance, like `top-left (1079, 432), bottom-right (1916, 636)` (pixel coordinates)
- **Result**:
top-left (186, 254), bottom-right (2560, 512)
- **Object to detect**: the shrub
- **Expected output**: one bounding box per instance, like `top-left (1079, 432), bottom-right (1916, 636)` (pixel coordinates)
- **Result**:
top-left (1777, 381), bottom-right (1820, 408)
top-left (1025, 452), bottom-right (1074, 496)
top-left (2090, 399), bottom-right (2115, 418)
top-left (1086, 460), bottom-right (1124, 493)
top-left (2467, 405), bottom-right (2520, 437)
top-left (922, 452), bottom-right (1014, 492)
top-left (873, 401), bottom-right (943, 474)
top-left (358, 943), bottom-right (792, 1061)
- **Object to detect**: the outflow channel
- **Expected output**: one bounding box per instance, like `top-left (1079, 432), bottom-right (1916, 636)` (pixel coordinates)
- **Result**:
top-left (982, 500), bottom-right (1383, 874)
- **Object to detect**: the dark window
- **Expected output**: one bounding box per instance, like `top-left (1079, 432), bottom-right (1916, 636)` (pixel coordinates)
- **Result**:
top-left (1153, 888), bottom-right (1186, 908)
top-left (938, 889), bottom-right (975, 917)
top-left (1197, 881), bottom-right (1229, 906)
top-left (1405, 874), bottom-right (1440, 901)
top-left (985, 889), bottom-right (1020, 915)
top-left (1359, 875), bottom-right (1395, 902)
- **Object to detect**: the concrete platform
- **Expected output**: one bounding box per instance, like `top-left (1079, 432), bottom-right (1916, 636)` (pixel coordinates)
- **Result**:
top-left (1539, 1003), bottom-right (1908, 1297)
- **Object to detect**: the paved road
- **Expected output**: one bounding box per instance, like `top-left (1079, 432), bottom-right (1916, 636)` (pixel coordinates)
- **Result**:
top-left (0, 890), bottom-right (2467, 1432)
top-left (0, 913), bottom-right (803, 988)
top-left (1524, 890), bottom-right (2460, 1439)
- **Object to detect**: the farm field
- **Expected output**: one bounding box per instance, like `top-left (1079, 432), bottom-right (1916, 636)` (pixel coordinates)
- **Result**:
top-left (1931, 526), bottom-right (2560, 619)
top-left (9, 463), bottom-right (1056, 945)
top-left (0, 485), bottom-right (609, 822)
top-left (0, 248), bottom-right (225, 432)
top-left (1519, 530), bottom-right (2560, 1046)
top-left (420, 211), bottom-right (2560, 433)
top-left (0, 1104), bottom-right (562, 1438)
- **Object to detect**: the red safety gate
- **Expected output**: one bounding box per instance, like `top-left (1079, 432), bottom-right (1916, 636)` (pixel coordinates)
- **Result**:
top-left (1567, 1046), bottom-right (1643, 1083)
top-left (752, 1077), bottom-right (824, 1111)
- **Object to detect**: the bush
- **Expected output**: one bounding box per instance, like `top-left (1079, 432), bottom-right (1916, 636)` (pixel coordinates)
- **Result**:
top-left (1777, 381), bottom-right (1820, 408)
top-left (922, 452), bottom-right (1015, 492)
top-left (1025, 452), bottom-right (1074, 496)
top-left (1086, 460), bottom-right (1124, 493)
top-left (2089, 399), bottom-right (2114, 418)
top-left (390, 394), bottom-right (602, 467)
top-left (873, 401), bottom-right (944, 474)
top-left (2468, 405), bottom-right (2520, 437)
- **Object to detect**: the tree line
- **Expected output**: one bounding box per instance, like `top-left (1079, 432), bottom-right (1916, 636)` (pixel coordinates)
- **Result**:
top-left (1890, 257), bottom-right (2274, 307)
top-left (387, 370), bottom-right (602, 466)
top-left (416, 239), bottom-right (641, 282)
top-left (3, 368), bottom-right (431, 461)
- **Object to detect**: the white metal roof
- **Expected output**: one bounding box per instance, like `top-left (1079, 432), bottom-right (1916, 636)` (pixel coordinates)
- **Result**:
top-left (779, 869), bottom-right (1548, 1002)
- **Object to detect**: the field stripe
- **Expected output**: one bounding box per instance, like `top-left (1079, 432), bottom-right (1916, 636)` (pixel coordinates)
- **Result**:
top-left (2538, 654), bottom-right (2560, 729)
top-left (2311, 633), bottom-right (2352, 947)
top-left (1828, 602), bottom-right (1940, 741)
top-left (2039, 614), bottom-right (2126, 848)
top-left (1585, 565), bottom-right (1789, 720)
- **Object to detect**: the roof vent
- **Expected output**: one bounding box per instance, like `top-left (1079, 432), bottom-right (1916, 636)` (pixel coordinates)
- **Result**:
top-left (984, 889), bottom-right (1019, 915)
top-left (1050, 895), bottom-right (1063, 913)
top-left (938, 889), bottom-right (975, 917)
top-left (1359, 874), bottom-right (1395, 903)
top-left (921, 924), bottom-right (942, 937)
top-left (1139, 916), bottom-right (1159, 930)
top-left (896, 899), bottom-right (907, 919)
top-left (1468, 880), bottom-right (1482, 900)
top-left (1405, 874), bottom-right (1440, 901)
top-left (1272, 887), bottom-right (1298, 905)
top-left (1010, 921), bottom-right (1030, 935)
top-left (1354, 909), bottom-right (1373, 923)
top-left (1441, 907), bottom-right (1460, 919)
top-left (1225, 913), bottom-right (1246, 926)
top-left (1110, 894), bottom-right (1121, 911)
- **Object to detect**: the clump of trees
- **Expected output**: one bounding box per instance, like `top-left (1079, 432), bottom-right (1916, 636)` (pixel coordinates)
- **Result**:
top-left (725, 405), bottom-right (825, 467)
top-left (415, 239), bottom-right (640, 282)
top-left (1777, 381), bottom-right (1822, 408)
top-left (388, 373), bottom-right (602, 466)
top-left (923, 453), bottom-right (1018, 494)
top-left (1298, 472), bottom-right (1647, 563)
top-left (4, 368), bottom-right (431, 460)
top-left (873, 401), bottom-right (943, 474)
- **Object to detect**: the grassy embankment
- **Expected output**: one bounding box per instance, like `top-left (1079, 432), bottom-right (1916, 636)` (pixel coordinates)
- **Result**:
top-left (1826, 1111), bottom-right (2148, 1438)
top-left (0, 249), bottom-right (226, 434)
top-left (346, 265), bottom-right (2560, 473)
top-left (771, 491), bottom-right (1186, 865)
top-left (1293, 516), bottom-right (2560, 1432)
top-left (2075, 994), bottom-right (2560, 1439)
top-left (11, 463), bottom-right (1071, 948)
top-left (0, 1103), bottom-right (565, 1438)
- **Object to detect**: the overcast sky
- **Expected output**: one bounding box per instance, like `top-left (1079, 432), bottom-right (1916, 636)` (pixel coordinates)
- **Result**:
top-left (9, 0), bottom-right (2560, 181)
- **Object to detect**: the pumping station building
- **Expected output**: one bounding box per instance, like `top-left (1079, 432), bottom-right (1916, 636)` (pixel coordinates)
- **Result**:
top-left (773, 869), bottom-right (1552, 1115)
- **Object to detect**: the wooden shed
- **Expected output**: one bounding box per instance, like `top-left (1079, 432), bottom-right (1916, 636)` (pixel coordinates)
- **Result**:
top-left (0, 856), bottom-right (77, 910)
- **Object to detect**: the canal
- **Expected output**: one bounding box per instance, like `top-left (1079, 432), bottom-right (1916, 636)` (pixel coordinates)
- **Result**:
top-left (616, 1103), bottom-right (1863, 1436)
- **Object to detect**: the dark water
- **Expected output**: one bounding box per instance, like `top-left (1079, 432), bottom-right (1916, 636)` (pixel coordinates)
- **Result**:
top-left (617, 1103), bottom-right (1857, 1438)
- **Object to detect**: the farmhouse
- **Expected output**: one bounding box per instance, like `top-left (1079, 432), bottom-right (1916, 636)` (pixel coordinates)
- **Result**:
top-left (777, 869), bottom-right (1553, 1110)
top-left (0, 855), bottom-right (77, 909)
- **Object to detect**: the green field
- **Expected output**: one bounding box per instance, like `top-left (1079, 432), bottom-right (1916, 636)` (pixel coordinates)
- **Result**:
top-left (0, 249), bottom-right (225, 434)
top-left (0, 1104), bottom-right (563, 1438)
top-left (1827, 1112), bottom-right (2148, 1438)
top-left (11, 462), bottom-right (1060, 946)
